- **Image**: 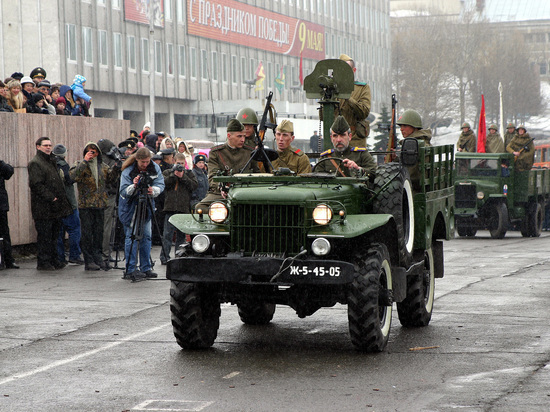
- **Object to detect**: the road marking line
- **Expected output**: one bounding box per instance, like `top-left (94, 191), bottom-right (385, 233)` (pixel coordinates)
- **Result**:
top-left (133, 399), bottom-right (214, 411)
top-left (0, 322), bottom-right (171, 386)
top-left (222, 371), bottom-right (241, 379)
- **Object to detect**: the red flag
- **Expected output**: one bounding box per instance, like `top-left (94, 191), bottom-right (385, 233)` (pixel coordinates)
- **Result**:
top-left (477, 95), bottom-right (487, 153)
top-left (299, 52), bottom-right (304, 86)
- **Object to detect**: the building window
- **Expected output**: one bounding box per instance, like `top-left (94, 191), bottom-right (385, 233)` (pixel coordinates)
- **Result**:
top-left (97, 0), bottom-right (106, 6)
top-left (249, 58), bottom-right (255, 82)
top-left (240, 56), bottom-right (246, 82)
top-left (176, 0), bottom-right (184, 23)
top-left (113, 32), bottom-right (122, 68)
top-left (231, 55), bottom-right (237, 84)
top-left (190, 47), bottom-right (197, 78)
top-left (155, 41), bottom-right (162, 73)
top-left (222, 53), bottom-right (228, 82)
top-left (541, 61), bottom-right (548, 75)
top-left (211, 51), bottom-right (218, 81)
top-left (82, 27), bottom-right (93, 64)
top-left (99, 30), bottom-right (108, 66)
top-left (141, 38), bottom-right (149, 72)
top-left (167, 43), bottom-right (174, 75)
top-left (112, 0), bottom-right (121, 9)
top-left (165, 0), bottom-right (172, 21)
top-left (201, 49), bottom-right (208, 80)
top-left (178, 45), bottom-right (186, 77)
top-left (66, 24), bottom-right (77, 62)
top-left (127, 35), bottom-right (136, 70)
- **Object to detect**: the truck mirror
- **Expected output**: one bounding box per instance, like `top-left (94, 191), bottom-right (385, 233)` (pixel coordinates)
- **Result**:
top-left (401, 138), bottom-right (419, 166)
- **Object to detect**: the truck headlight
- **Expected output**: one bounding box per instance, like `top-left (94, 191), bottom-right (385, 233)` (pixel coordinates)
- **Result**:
top-left (192, 234), bottom-right (211, 253)
top-left (209, 202), bottom-right (228, 223)
top-left (477, 191), bottom-right (485, 200)
top-left (313, 204), bottom-right (333, 225)
top-left (311, 238), bottom-right (331, 256)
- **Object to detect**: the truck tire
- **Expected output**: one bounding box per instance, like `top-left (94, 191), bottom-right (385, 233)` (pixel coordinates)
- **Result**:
top-left (457, 225), bottom-right (477, 237)
top-left (170, 281), bottom-right (221, 349)
top-left (373, 164), bottom-right (414, 266)
top-left (521, 202), bottom-right (543, 237)
top-left (348, 244), bottom-right (393, 352)
top-left (237, 301), bottom-right (276, 325)
top-left (397, 247), bottom-right (435, 327)
top-left (489, 202), bottom-right (508, 239)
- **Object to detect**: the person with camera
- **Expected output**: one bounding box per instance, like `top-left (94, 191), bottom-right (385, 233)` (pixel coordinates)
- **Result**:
top-left (118, 147), bottom-right (165, 281)
top-left (160, 153), bottom-right (198, 264)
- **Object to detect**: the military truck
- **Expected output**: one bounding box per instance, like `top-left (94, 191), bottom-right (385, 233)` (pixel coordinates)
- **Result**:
top-left (166, 59), bottom-right (455, 352)
top-left (455, 152), bottom-right (550, 238)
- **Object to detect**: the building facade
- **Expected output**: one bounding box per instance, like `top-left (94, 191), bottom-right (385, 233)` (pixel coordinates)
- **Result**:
top-left (0, 0), bottom-right (391, 140)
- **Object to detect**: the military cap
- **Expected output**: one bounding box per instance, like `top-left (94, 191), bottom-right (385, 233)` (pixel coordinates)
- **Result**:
top-left (227, 118), bottom-right (244, 132)
top-left (331, 115), bottom-right (351, 134)
top-left (118, 139), bottom-right (136, 149)
top-left (517, 125), bottom-right (527, 131)
top-left (30, 67), bottom-right (47, 79)
top-left (160, 148), bottom-right (175, 156)
top-left (130, 130), bottom-right (138, 138)
top-left (152, 153), bottom-right (163, 161)
top-left (339, 54), bottom-right (352, 62)
top-left (488, 124), bottom-right (498, 130)
top-left (277, 119), bottom-right (294, 133)
top-left (506, 122), bottom-right (515, 129)
top-left (194, 154), bottom-right (207, 164)
top-left (128, 137), bottom-right (139, 144)
top-left (461, 122), bottom-right (471, 129)
top-left (157, 131), bottom-right (166, 137)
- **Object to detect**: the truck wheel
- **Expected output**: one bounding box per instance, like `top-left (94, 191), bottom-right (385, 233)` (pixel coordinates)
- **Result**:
top-left (374, 164), bottom-right (414, 266)
top-left (348, 244), bottom-right (393, 352)
top-left (397, 247), bottom-right (435, 327)
top-left (237, 301), bottom-right (276, 325)
top-left (457, 225), bottom-right (477, 237)
top-left (521, 202), bottom-right (543, 237)
top-left (170, 281), bottom-right (221, 349)
top-left (489, 203), bottom-right (508, 239)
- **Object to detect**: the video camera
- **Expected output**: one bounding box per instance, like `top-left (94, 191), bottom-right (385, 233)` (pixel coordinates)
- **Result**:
top-left (136, 171), bottom-right (154, 192)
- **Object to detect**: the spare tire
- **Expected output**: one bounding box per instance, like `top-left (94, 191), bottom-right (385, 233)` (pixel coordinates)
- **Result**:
top-left (373, 163), bottom-right (415, 266)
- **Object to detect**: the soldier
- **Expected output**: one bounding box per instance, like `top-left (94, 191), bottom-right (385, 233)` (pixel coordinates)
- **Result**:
top-left (195, 119), bottom-right (260, 212)
top-left (315, 116), bottom-right (376, 177)
top-left (506, 125), bottom-right (534, 172)
top-left (397, 109), bottom-right (432, 146)
top-left (269, 120), bottom-right (311, 175)
top-left (236, 107), bottom-right (259, 148)
top-left (336, 54), bottom-right (371, 148)
top-left (486, 124), bottom-right (505, 153)
top-left (457, 122), bottom-right (476, 152)
top-left (504, 122), bottom-right (518, 148)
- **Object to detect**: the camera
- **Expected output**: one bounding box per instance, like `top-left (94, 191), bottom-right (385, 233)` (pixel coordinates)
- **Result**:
top-left (172, 164), bottom-right (185, 173)
top-left (137, 171), bottom-right (154, 191)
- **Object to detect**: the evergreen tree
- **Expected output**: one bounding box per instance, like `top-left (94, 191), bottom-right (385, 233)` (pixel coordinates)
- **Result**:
top-left (373, 104), bottom-right (391, 152)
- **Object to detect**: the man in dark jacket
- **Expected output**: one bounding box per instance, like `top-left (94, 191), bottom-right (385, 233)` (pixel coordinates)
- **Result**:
top-left (28, 137), bottom-right (73, 270)
top-left (191, 154), bottom-right (208, 210)
top-left (160, 153), bottom-right (198, 264)
top-left (0, 160), bottom-right (18, 269)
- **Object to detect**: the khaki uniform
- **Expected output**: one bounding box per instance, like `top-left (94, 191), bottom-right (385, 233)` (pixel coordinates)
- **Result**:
top-left (486, 133), bottom-right (505, 153)
top-left (316, 146), bottom-right (377, 177)
top-left (195, 143), bottom-right (259, 210)
top-left (457, 130), bottom-right (476, 152)
top-left (506, 133), bottom-right (534, 171)
top-left (336, 82), bottom-right (371, 148)
top-left (270, 146), bottom-right (312, 174)
top-left (504, 131), bottom-right (517, 148)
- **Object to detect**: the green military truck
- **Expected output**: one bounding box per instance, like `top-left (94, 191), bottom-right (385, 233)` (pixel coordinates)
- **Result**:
top-left (455, 152), bottom-right (550, 238)
top-left (166, 60), bottom-right (455, 352)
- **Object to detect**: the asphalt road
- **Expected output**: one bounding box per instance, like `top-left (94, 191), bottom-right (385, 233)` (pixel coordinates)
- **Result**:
top-left (1, 234), bottom-right (550, 412)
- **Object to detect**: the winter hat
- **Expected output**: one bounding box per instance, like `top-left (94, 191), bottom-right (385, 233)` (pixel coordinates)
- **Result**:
top-left (194, 154), bottom-right (207, 164)
top-left (55, 97), bottom-right (66, 105)
top-left (53, 144), bottom-right (67, 157)
top-left (10, 72), bottom-right (24, 81)
top-left (71, 75), bottom-right (86, 89)
top-left (20, 76), bottom-right (34, 86)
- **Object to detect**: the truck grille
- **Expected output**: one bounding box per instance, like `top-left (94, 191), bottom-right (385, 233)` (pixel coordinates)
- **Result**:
top-left (455, 184), bottom-right (476, 208)
top-left (231, 204), bottom-right (306, 255)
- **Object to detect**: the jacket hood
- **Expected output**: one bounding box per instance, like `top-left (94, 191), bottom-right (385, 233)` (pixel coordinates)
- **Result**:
top-left (59, 85), bottom-right (72, 98)
top-left (83, 141), bottom-right (103, 162)
top-left (146, 134), bottom-right (158, 148)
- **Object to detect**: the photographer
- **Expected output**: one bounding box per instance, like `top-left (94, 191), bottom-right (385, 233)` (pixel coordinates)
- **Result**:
top-left (160, 153), bottom-right (198, 264)
top-left (118, 148), bottom-right (165, 281)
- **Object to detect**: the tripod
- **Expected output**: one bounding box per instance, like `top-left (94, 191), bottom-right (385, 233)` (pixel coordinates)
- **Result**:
top-left (108, 184), bottom-right (124, 270)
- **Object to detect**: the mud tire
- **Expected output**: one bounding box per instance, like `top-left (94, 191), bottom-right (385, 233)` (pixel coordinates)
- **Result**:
top-left (489, 202), bottom-right (508, 239)
top-left (522, 202), bottom-right (543, 237)
top-left (237, 301), bottom-right (276, 325)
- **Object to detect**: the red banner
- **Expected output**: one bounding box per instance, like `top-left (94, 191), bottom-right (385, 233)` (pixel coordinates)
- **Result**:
top-left (124, 0), bottom-right (165, 27)
top-left (187, 0), bottom-right (325, 60)
top-left (477, 95), bottom-right (487, 153)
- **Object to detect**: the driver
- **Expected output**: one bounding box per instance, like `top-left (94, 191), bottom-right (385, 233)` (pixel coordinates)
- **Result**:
top-left (315, 116), bottom-right (377, 177)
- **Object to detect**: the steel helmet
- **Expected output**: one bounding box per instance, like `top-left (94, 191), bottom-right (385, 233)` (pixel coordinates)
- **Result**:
top-left (397, 109), bottom-right (422, 129)
top-left (506, 122), bottom-right (515, 129)
top-left (517, 124), bottom-right (526, 132)
top-left (461, 122), bottom-right (471, 129)
top-left (236, 107), bottom-right (259, 125)
top-left (488, 124), bottom-right (498, 130)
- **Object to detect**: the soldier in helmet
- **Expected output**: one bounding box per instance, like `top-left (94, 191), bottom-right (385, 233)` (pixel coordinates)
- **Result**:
top-left (269, 120), bottom-right (312, 175)
top-left (506, 125), bottom-right (534, 171)
top-left (335, 54), bottom-right (371, 148)
top-left (195, 119), bottom-right (260, 212)
top-left (486, 124), bottom-right (505, 153)
top-left (457, 122), bottom-right (476, 152)
top-left (315, 116), bottom-right (376, 177)
top-left (236, 107), bottom-right (259, 148)
top-left (397, 109), bottom-right (432, 146)
top-left (504, 122), bottom-right (518, 148)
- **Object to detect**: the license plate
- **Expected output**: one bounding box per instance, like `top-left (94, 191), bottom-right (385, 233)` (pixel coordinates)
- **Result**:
top-left (288, 265), bottom-right (341, 277)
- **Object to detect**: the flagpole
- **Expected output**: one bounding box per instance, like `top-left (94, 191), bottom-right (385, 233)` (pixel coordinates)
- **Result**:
top-left (149, 1), bottom-right (155, 132)
top-left (498, 82), bottom-right (504, 138)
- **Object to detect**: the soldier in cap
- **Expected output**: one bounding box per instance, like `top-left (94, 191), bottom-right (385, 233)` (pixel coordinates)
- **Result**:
top-left (158, 148), bottom-right (175, 171)
top-left (315, 116), bottom-right (377, 177)
top-left (336, 54), bottom-right (371, 148)
top-left (457, 122), bottom-right (476, 152)
top-left (118, 139), bottom-right (137, 158)
top-left (191, 154), bottom-right (209, 211)
top-left (195, 119), bottom-right (259, 212)
top-left (504, 122), bottom-right (518, 148)
top-left (397, 109), bottom-right (432, 146)
top-left (506, 125), bottom-right (534, 171)
top-left (236, 107), bottom-right (259, 147)
top-left (268, 120), bottom-right (311, 175)
top-left (486, 124), bottom-right (505, 153)
top-left (30, 67), bottom-right (47, 84)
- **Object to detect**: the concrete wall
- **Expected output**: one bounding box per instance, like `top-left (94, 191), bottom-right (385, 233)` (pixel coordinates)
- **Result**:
top-left (1, 112), bottom-right (130, 246)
